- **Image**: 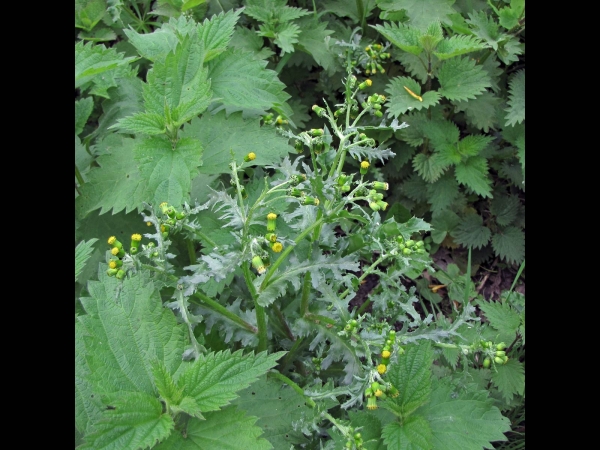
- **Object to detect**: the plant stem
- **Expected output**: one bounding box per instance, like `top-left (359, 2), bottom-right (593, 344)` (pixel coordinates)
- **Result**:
top-left (356, 0), bottom-right (366, 34)
top-left (186, 239), bottom-right (197, 265)
top-left (300, 271), bottom-right (312, 316)
top-left (356, 299), bottom-right (371, 316)
top-left (268, 370), bottom-right (316, 407)
top-left (275, 53), bottom-right (292, 74)
top-left (280, 336), bottom-right (304, 371)
top-left (304, 313), bottom-right (336, 326)
top-left (242, 261), bottom-right (268, 352)
top-left (340, 253), bottom-right (389, 300)
top-left (75, 164), bottom-right (85, 187)
top-left (273, 303), bottom-right (295, 341)
top-left (182, 224), bottom-right (218, 248)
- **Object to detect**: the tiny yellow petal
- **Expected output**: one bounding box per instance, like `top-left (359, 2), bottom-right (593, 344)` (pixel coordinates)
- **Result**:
top-left (267, 213), bottom-right (277, 220)
top-left (361, 161), bottom-right (370, 169)
top-left (377, 364), bottom-right (387, 374)
top-left (131, 234), bottom-right (142, 241)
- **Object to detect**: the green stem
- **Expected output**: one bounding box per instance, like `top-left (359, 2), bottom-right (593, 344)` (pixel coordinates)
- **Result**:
top-left (275, 53), bottom-right (292, 74)
top-left (356, 299), bottom-right (371, 316)
top-left (182, 224), bottom-right (218, 248)
top-left (356, 0), bottom-right (366, 33)
top-left (303, 313), bottom-right (336, 326)
top-left (186, 239), bottom-right (197, 265)
top-left (242, 262), bottom-right (268, 352)
top-left (268, 370), bottom-right (316, 408)
top-left (340, 253), bottom-right (389, 300)
top-left (273, 303), bottom-right (295, 341)
top-left (75, 164), bottom-right (85, 187)
top-left (280, 336), bottom-right (304, 371)
top-left (300, 271), bottom-right (312, 316)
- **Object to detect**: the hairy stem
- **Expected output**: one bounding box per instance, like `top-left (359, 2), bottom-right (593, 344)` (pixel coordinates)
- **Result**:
top-left (75, 163), bottom-right (85, 187)
top-left (268, 370), bottom-right (316, 408)
top-left (273, 303), bottom-right (295, 341)
top-left (242, 261), bottom-right (268, 352)
top-left (186, 239), bottom-right (197, 265)
top-left (300, 271), bottom-right (312, 316)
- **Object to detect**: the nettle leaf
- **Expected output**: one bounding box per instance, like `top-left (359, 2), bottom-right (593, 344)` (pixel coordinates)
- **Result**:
top-left (135, 136), bottom-right (203, 207)
top-left (382, 415), bottom-right (433, 450)
top-left (391, 0), bottom-right (455, 31)
top-left (75, 41), bottom-right (137, 98)
top-left (233, 377), bottom-right (320, 449)
top-left (371, 22), bottom-right (423, 55)
top-left (398, 111), bottom-right (429, 147)
top-left (386, 341), bottom-right (434, 417)
top-left (433, 34), bottom-right (486, 60)
top-left (269, 22), bottom-right (301, 54)
top-left (402, 173), bottom-right (428, 202)
top-left (426, 171), bottom-right (459, 212)
top-left (454, 155), bottom-right (492, 197)
top-left (75, 319), bottom-right (103, 434)
top-left (207, 48), bottom-right (292, 117)
top-left (76, 97), bottom-right (94, 135)
top-left (182, 112), bottom-right (291, 174)
top-left (400, 216), bottom-right (432, 235)
top-left (93, 76), bottom-right (144, 140)
top-left (430, 209), bottom-right (461, 244)
top-left (386, 76), bottom-right (441, 116)
top-left (453, 91), bottom-right (501, 132)
top-left (458, 135), bottom-right (493, 157)
top-left (498, 1), bottom-right (524, 30)
top-left (230, 26), bottom-right (275, 60)
top-left (155, 406), bottom-right (272, 450)
top-left (490, 195), bottom-right (520, 226)
top-left (124, 27), bottom-right (179, 63)
top-left (412, 152), bottom-right (450, 183)
top-left (76, 135), bottom-right (147, 215)
top-left (421, 380), bottom-right (510, 449)
top-left (491, 358), bottom-right (525, 401)
top-left (116, 112), bottom-right (166, 135)
top-left (505, 70), bottom-right (525, 126)
top-left (438, 57), bottom-right (491, 101)
top-left (150, 360), bottom-right (184, 407)
top-left (478, 299), bottom-right (521, 343)
top-left (198, 7), bottom-right (243, 62)
top-left (176, 349), bottom-right (285, 412)
top-left (75, 238), bottom-right (99, 282)
top-left (295, 16), bottom-right (336, 74)
top-left (451, 214), bottom-right (491, 249)
top-left (78, 391), bottom-right (174, 450)
top-left (323, 0), bottom-right (377, 22)
top-left (467, 11), bottom-right (503, 51)
top-left (422, 118), bottom-right (459, 157)
top-left (75, 0), bottom-right (106, 31)
top-left (491, 226), bottom-right (524, 265)
top-left (396, 51), bottom-right (430, 83)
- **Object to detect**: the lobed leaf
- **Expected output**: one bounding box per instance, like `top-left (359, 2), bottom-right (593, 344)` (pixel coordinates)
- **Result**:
top-left (75, 239), bottom-right (99, 282)
top-left (438, 57), bottom-right (491, 101)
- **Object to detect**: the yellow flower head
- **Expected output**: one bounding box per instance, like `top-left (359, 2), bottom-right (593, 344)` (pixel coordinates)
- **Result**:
top-left (159, 202), bottom-right (168, 208)
top-left (111, 247), bottom-right (120, 256)
top-left (377, 364), bottom-right (387, 374)
top-left (267, 213), bottom-right (277, 220)
top-left (108, 236), bottom-right (117, 245)
top-left (271, 242), bottom-right (283, 253)
top-left (109, 261), bottom-right (117, 269)
top-left (361, 161), bottom-right (370, 169)
top-left (246, 152), bottom-right (256, 161)
top-left (381, 350), bottom-right (391, 359)
top-left (366, 79), bottom-right (372, 87)
top-left (147, 221), bottom-right (153, 227)
top-left (374, 389), bottom-right (384, 397)
top-left (131, 233), bottom-right (142, 241)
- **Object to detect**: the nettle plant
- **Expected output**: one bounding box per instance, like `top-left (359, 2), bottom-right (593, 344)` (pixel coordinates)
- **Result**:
top-left (75, 2), bottom-right (525, 449)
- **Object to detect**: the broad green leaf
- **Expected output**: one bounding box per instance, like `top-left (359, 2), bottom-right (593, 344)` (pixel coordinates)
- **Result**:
top-left (491, 226), bottom-right (524, 265)
top-left (397, 51), bottom-right (430, 83)
top-left (207, 48), bottom-right (291, 117)
top-left (141, 33), bottom-right (211, 127)
top-left (398, 111), bottom-right (430, 147)
top-left (371, 22), bottom-right (422, 55)
top-left (454, 155), bottom-right (492, 197)
top-left (78, 26), bottom-right (117, 43)
top-left (76, 135), bottom-right (147, 215)
top-left (478, 299), bottom-right (521, 344)
top-left (198, 7), bottom-right (243, 62)
top-left (388, 0), bottom-right (455, 31)
top-left (387, 341), bottom-right (434, 417)
top-left (75, 41), bottom-right (137, 98)
top-left (418, 21), bottom-right (444, 52)
top-left (76, 97), bottom-right (94, 135)
top-left (438, 57), bottom-right (491, 101)
top-left (466, 11), bottom-right (503, 50)
top-left (458, 135), bottom-right (492, 157)
top-left (323, 0), bottom-right (378, 22)
top-left (400, 216), bottom-right (433, 235)
top-left (421, 380), bottom-right (510, 449)
top-left (78, 391), bottom-right (174, 450)
top-left (489, 195), bottom-right (520, 226)
top-left (151, 360), bottom-right (184, 407)
top-left (233, 377), bottom-right (320, 449)
top-left (451, 213), bottom-right (490, 249)
top-left (269, 22), bottom-right (301, 54)
top-left (504, 70), bottom-right (525, 126)
top-left (498, 1), bottom-right (523, 30)
top-left (93, 76), bottom-right (144, 140)
top-left (412, 152), bottom-right (450, 183)
top-left (491, 358), bottom-right (524, 401)
top-left (296, 16), bottom-right (336, 74)
top-left (422, 118), bottom-right (459, 156)
top-left (381, 415), bottom-right (433, 450)
top-left (75, 0), bottom-right (107, 31)
top-left (75, 238), bottom-right (99, 282)
top-left (176, 349), bottom-right (285, 412)
top-left (426, 171), bottom-right (459, 212)
top-left (182, 112), bottom-right (291, 174)
top-left (135, 136), bottom-right (203, 207)
top-left (182, 0), bottom-right (206, 11)
top-left (75, 321), bottom-right (103, 434)
top-left (124, 27), bottom-right (179, 62)
top-left (496, 36), bottom-right (524, 65)
top-left (230, 26), bottom-right (275, 60)
top-left (155, 406), bottom-right (272, 450)
top-left (348, 411), bottom-right (384, 450)
top-left (386, 76), bottom-right (441, 116)
top-left (402, 173), bottom-right (428, 202)
top-left (430, 209), bottom-right (461, 244)
top-left (453, 91), bottom-right (501, 132)
top-left (77, 268), bottom-right (186, 396)
top-left (433, 34), bottom-right (486, 60)
top-left (116, 112), bottom-right (166, 135)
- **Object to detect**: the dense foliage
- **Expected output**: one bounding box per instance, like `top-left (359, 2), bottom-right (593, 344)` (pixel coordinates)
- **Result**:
top-left (75, 1), bottom-right (525, 449)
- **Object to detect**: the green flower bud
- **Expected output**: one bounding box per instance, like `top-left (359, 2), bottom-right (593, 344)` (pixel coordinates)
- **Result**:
top-left (161, 232), bottom-right (169, 239)
top-left (265, 233), bottom-right (277, 243)
top-left (402, 247), bottom-right (412, 255)
top-left (252, 255), bottom-right (266, 274)
top-left (312, 105), bottom-right (326, 117)
top-left (340, 185), bottom-right (351, 192)
top-left (374, 110), bottom-right (383, 118)
top-left (309, 128), bottom-right (324, 137)
top-left (496, 342), bottom-right (507, 350)
top-left (106, 268), bottom-right (119, 277)
top-left (376, 200), bottom-right (388, 211)
top-left (166, 207), bottom-right (176, 218)
top-left (366, 396), bottom-right (378, 410)
top-left (358, 79), bottom-right (372, 90)
top-left (176, 211), bottom-right (186, 220)
top-left (405, 240), bottom-right (415, 248)
top-left (107, 236), bottom-right (123, 249)
top-left (159, 202), bottom-right (170, 215)
top-left (130, 246), bottom-right (138, 255)
top-left (371, 382), bottom-right (380, 391)
top-left (295, 140), bottom-right (304, 153)
top-left (494, 356), bottom-right (504, 364)
top-left (130, 233), bottom-right (142, 250)
top-left (496, 351), bottom-right (506, 357)
top-left (360, 160), bottom-right (370, 175)
top-left (483, 357), bottom-right (491, 368)
top-left (302, 196), bottom-right (320, 206)
top-left (116, 269), bottom-right (126, 280)
top-left (108, 259), bottom-right (122, 269)
top-left (288, 187), bottom-right (304, 198)
top-left (369, 202), bottom-right (380, 211)
top-left (267, 213), bottom-right (277, 232)
top-left (371, 181), bottom-right (389, 191)
top-left (387, 385), bottom-right (399, 397)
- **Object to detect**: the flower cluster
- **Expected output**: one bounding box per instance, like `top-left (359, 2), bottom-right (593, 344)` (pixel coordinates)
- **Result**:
top-left (482, 341), bottom-right (509, 367)
top-left (105, 234), bottom-right (142, 279)
top-left (362, 43), bottom-right (390, 75)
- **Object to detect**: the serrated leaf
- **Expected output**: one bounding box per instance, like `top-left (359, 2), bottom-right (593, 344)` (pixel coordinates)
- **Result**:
top-left (441, 345), bottom-right (461, 368)
top-left (433, 34), bottom-right (486, 59)
top-left (230, 26), bottom-right (275, 60)
top-left (396, 51), bottom-right (430, 83)
top-left (78, 391), bottom-right (174, 450)
top-left (181, 111), bottom-right (291, 174)
top-left (454, 155), bottom-right (492, 197)
top-left (116, 112), bottom-right (166, 135)
top-left (76, 97), bottom-right (94, 135)
top-left (75, 0), bottom-right (107, 31)
top-left (270, 22), bottom-right (301, 54)
top-left (426, 171), bottom-right (459, 212)
top-left (124, 27), bottom-right (179, 62)
top-left (438, 57), bottom-right (491, 101)
top-left (422, 118), bottom-right (459, 155)
top-left (387, 341), bottom-right (434, 417)
top-left (400, 216), bottom-right (432, 235)
top-left (386, 76), bottom-right (441, 116)
top-left (233, 377), bottom-right (319, 448)
top-left (498, 5), bottom-right (522, 30)
top-left (451, 214), bottom-right (491, 249)
top-left (76, 321), bottom-right (103, 434)
top-left (348, 411), bottom-right (384, 450)
top-left (412, 152), bottom-right (450, 183)
top-left (390, 0), bottom-right (456, 31)
top-left (478, 299), bottom-right (521, 343)
top-left (198, 7), bottom-right (243, 62)
top-left (295, 16), bottom-right (336, 73)
top-left (176, 349), bottom-right (285, 412)
top-left (75, 238), bottom-right (99, 282)
top-left (458, 135), bottom-right (492, 157)
top-left (207, 48), bottom-right (291, 117)
top-left (155, 406), bottom-right (272, 450)
top-left (466, 11), bottom-right (504, 50)
top-left (151, 360), bottom-right (184, 406)
top-left (77, 269), bottom-right (187, 396)
top-left (323, 0), bottom-right (377, 22)
top-left (490, 195), bottom-right (520, 226)
top-left (430, 209), bottom-right (461, 244)
top-left (402, 173), bottom-right (428, 202)
top-left (491, 358), bottom-right (524, 401)
top-left (381, 415), bottom-right (433, 450)
top-left (453, 91), bottom-right (501, 132)
top-left (421, 380), bottom-right (510, 449)
top-left (135, 136), bottom-right (203, 207)
top-left (93, 76), bottom-right (144, 140)
top-left (371, 22), bottom-right (423, 55)
top-left (491, 226), bottom-right (524, 265)
top-left (505, 70), bottom-right (525, 126)
top-left (76, 135), bottom-right (147, 215)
